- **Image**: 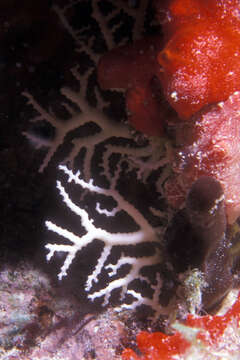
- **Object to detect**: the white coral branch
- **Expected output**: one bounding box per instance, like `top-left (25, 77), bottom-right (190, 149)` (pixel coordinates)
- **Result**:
top-left (54, 0), bottom-right (149, 54)
top-left (59, 164), bottom-right (156, 233)
top-left (25, 0), bottom-right (170, 317)
top-left (23, 84), bottom-right (159, 178)
top-left (88, 250), bottom-right (161, 306)
top-left (45, 165), bottom-right (162, 310)
top-left (23, 0), bottom-right (164, 180)
top-left (115, 272), bottom-right (164, 322)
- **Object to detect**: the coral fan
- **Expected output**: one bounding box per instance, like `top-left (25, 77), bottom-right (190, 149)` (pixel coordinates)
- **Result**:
top-left (24, 0), bottom-right (171, 319)
top-left (45, 164), bottom-right (162, 311)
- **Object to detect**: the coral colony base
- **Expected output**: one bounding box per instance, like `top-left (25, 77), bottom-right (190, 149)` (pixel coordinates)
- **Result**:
top-left (24, 0), bottom-right (240, 359)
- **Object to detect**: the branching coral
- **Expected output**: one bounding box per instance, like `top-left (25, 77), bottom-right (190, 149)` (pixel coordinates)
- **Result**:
top-left (23, 0), bottom-right (154, 174)
top-left (24, 0), bottom-right (172, 319)
top-left (45, 164), bottom-right (163, 313)
top-left (23, 74), bottom-right (156, 178)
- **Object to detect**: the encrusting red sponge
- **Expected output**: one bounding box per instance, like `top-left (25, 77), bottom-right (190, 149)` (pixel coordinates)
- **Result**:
top-left (98, 0), bottom-right (240, 132)
top-left (157, 0), bottom-right (240, 119)
top-left (97, 36), bottom-right (168, 136)
top-left (122, 291), bottom-right (240, 360)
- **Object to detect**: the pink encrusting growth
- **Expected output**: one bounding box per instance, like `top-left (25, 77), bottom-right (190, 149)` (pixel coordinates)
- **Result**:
top-left (167, 91), bottom-right (240, 224)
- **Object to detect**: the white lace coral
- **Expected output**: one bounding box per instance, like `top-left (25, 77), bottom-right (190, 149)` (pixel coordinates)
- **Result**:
top-left (24, 0), bottom-right (170, 316)
top-left (23, 0), bottom-right (152, 174)
top-left (45, 164), bottom-right (164, 313)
